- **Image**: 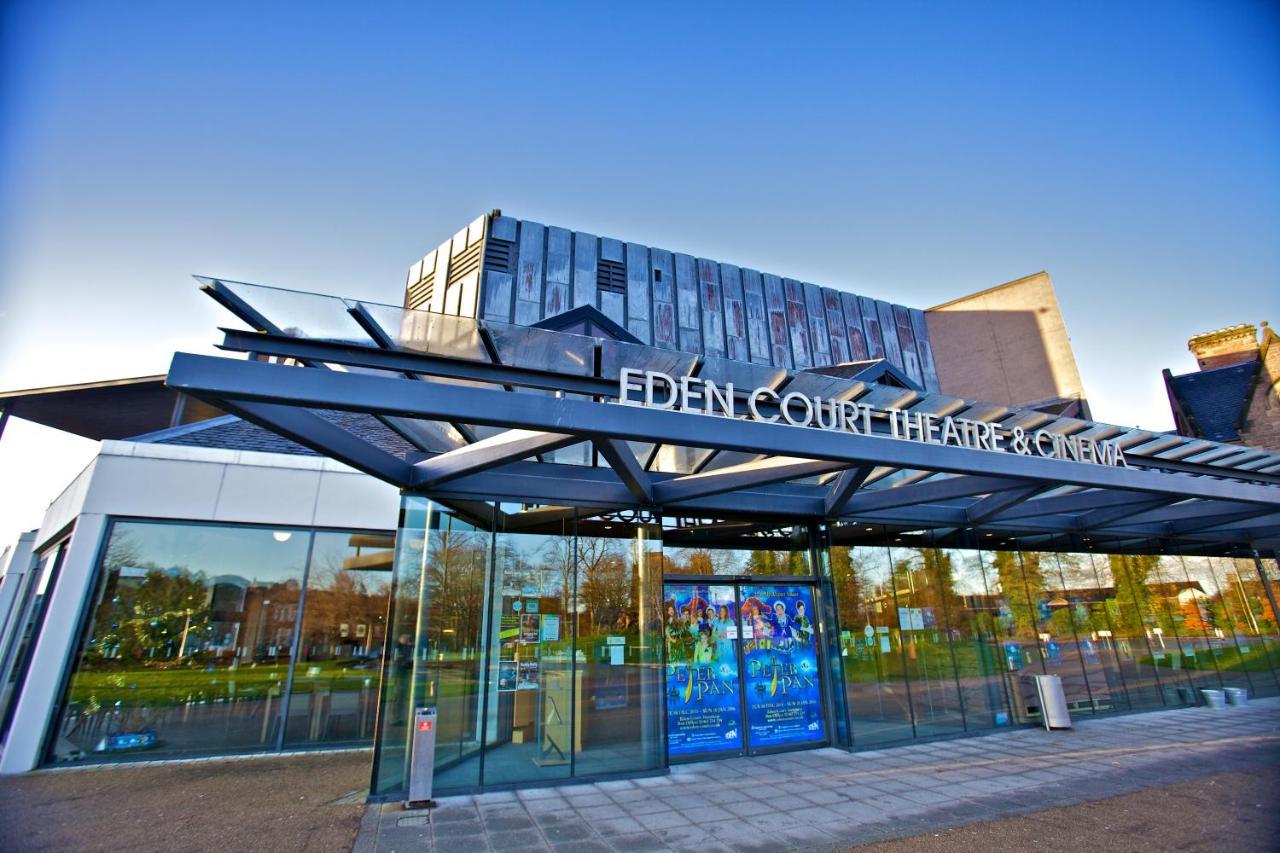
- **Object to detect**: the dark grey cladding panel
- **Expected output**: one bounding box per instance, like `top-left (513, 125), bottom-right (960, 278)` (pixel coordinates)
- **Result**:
top-left (600, 237), bottom-right (624, 263)
top-left (783, 278), bottom-right (812, 369)
top-left (858, 295), bottom-right (885, 359)
top-left (544, 227), bottom-right (572, 317)
top-left (626, 242), bottom-right (651, 344)
top-left (874, 300), bottom-right (904, 370)
top-left (741, 268), bottom-right (771, 365)
top-left (651, 248), bottom-right (676, 350)
top-left (910, 308), bottom-right (940, 391)
top-left (720, 263), bottom-right (748, 362)
top-left (600, 290), bottom-right (625, 326)
top-left (674, 252), bottom-right (702, 353)
top-left (483, 271), bottom-right (514, 322)
top-left (840, 292), bottom-right (869, 361)
top-left (803, 283), bottom-right (832, 367)
top-left (762, 273), bottom-right (791, 369)
top-left (893, 304), bottom-right (924, 387)
top-left (490, 215), bottom-right (518, 242)
top-left (698, 258), bottom-right (726, 357)
top-left (823, 288), bottom-right (850, 364)
top-left (515, 220), bottom-right (545, 326)
top-left (573, 232), bottom-right (597, 310)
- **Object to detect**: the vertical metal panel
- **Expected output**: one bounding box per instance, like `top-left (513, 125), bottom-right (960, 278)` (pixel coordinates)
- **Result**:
top-left (858, 295), bottom-right (885, 360)
top-left (720, 263), bottom-right (748, 361)
top-left (893, 304), bottom-right (924, 386)
top-left (910, 308), bottom-right (940, 391)
top-left (674, 253), bottom-right (702, 353)
top-left (823, 288), bottom-right (849, 364)
top-left (544, 226), bottom-right (572, 317)
top-left (762, 273), bottom-right (791, 368)
top-left (626, 242), bottom-right (651, 343)
top-left (600, 291), bottom-right (625, 326)
top-left (875, 300), bottom-right (904, 369)
top-left (600, 237), bottom-right (624, 263)
top-left (483, 271), bottom-right (514, 321)
top-left (407, 258), bottom-right (423, 288)
top-left (783, 278), bottom-right (812, 369)
top-left (572, 232), bottom-right (597, 309)
top-left (431, 239), bottom-right (451, 314)
top-left (698, 258), bottom-right (726, 357)
top-left (803, 283), bottom-right (831, 367)
top-left (514, 221), bottom-right (545, 326)
top-left (490, 215), bottom-right (518, 242)
top-left (651, 249), bottom-right (676, 350)
top-left (841, 292), bottom-right (869, 361)
top-left (741, 268), bottom-right (770, 364)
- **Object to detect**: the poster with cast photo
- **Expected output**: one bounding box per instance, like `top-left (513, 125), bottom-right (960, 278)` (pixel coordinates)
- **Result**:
top-left (739, 584), bottom-right (825, 749)
top-left (663, 583), bottom-right (743, 756)
top-left (520, 613), bottom-right (540, 644)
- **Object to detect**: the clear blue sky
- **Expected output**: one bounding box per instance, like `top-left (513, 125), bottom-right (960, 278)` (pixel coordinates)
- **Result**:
top-left (1, 1), bottom-right (1277, 546)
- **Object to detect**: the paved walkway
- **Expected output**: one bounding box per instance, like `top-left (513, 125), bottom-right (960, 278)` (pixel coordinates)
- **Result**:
top-left (356, 698), bottom-right (1280, 852)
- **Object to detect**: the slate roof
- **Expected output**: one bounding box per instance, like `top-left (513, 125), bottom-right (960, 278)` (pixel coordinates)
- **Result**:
top-left (1165, 358), bottom-right (1258, 442)
top-left (133, 411), bottom-right (420, 459)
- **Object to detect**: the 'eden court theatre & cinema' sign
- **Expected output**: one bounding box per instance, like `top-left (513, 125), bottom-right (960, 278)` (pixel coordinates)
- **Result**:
top-left (617, 368), bottom-right (1129, 468)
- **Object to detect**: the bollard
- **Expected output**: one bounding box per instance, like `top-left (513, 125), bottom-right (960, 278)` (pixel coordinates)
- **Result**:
top-left (406, 706), bottom-right (438, 808)
top-left (1224, 687), bottom-right (1248, 706)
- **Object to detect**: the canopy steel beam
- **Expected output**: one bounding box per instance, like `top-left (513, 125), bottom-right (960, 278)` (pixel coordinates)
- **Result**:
top-left (654, 456), bottom-right (850, 505)
top-left (413, 429), bottom-right (582, 487)
top-left (593, 438), bottom-right (654, 504)
top-left (1076, 497), bottom-right (1179, 530)
top-left (824, 466), bottom-right (875, 517)
top-left (166, 353), bottom-right (1280, 514)
top-left (216, 398), bottom-right (417, 485)
top-left (840, 475), bottom-right (1028, 515)
top-left (966, 485), bottom-right (1050, 523)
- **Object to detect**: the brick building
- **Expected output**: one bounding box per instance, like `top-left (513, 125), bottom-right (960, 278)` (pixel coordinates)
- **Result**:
top-left (1164, 321), bottom-right (1280, 450)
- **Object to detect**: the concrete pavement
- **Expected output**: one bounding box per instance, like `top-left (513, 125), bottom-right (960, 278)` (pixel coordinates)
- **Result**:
top-left (356, 698), bottom-right (1280, 852)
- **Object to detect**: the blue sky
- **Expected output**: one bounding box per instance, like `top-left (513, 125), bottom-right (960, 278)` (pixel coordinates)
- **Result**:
top-left (1, 1), bottom-right (1277, 546)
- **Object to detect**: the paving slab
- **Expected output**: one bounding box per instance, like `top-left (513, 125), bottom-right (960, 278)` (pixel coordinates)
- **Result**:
top-left (357, 698), bottom-right (1280, 852)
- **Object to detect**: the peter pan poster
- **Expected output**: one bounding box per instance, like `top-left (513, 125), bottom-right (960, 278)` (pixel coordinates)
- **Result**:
top-left (663, 583), bottom-right (742, 756)
top-left (739, 584), bottom-right (825, 748)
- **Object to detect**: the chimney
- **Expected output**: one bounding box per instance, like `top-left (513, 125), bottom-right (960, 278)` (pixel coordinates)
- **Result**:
top-left (1187, 323), bottom-right (1258, 371)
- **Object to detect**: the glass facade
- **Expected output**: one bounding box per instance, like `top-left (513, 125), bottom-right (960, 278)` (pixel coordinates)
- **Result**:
top-left (46, 520), bottom-right (393, 764)
top-left (42, 506), bottom-right (1280, 792)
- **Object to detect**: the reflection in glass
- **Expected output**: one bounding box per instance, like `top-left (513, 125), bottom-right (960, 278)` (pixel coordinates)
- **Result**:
top-left (575, 520), bottom-right (663, 776)
top-left (886, 546), bottom-right (965, 736)
top-left (284, 532), bottom-right (393, 746)
top-left (49, 522), bottom-right (310, 762)
top-left (372, 501), bottom-right (489, 794)
top-left (662, 523), bottom-right (812, 577)
top-left (830, 538), bottom-right (915, 745)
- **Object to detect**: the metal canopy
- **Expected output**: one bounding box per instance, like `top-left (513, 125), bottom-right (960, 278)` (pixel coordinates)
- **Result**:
top-left (168, 278), bottom-right (1280, 556)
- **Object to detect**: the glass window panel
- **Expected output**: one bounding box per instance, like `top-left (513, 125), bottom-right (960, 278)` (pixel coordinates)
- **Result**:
top-left (829, 537), bottom-right (915, 746)
top-left (573, 517), bottom-right (664, 776)
top-left (372, 500), bottom-right (489, 796)
top-left (284, 531), bottom-right (394, 747)
top-left (886, 546), bottom-right (965, 736)
top-left (1213, 556), bottom-right (1280, 698)
top-left (1044, 553), bottom-right (1126, 714)
top-left (213, 280), bottom-right (372, 343)
top-left (1149, 553), bottom-right (1223, 696)
top-left (481, 515), bottom-right (574, 786)
top-left (983, 550), bottom-right (1045, 723)
top-left (1180, 556), bottom-right (1263, 698)
top-left (48, 521), bottom-right (310, 764)
top-left (938, 548), bottom-right (1012, 730)
top-left (1108, 553), bottom-right (1195, 706)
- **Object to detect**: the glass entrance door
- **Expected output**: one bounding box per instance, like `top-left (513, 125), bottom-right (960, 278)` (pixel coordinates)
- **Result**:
top-left (662, 580), bottom-right (826, 760)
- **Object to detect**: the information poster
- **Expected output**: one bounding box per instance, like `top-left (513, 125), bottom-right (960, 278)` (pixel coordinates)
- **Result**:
top-left (663, 583), bottom-right (742, 756)
top-left (740, 584), bottom-right (825, 749)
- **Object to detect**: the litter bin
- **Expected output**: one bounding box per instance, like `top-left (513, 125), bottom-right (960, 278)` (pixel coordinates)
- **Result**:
top-left (1224, 687), bottom-right (1248, 706)
top-left (406, 706), bottom-right (438, 808)
top-left (1024, 674), bottom-right (1071, 731)
top-left (1200, 689), bottom-right (1225, 709)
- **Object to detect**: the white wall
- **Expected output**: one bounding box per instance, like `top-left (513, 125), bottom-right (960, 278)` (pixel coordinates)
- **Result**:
top-left (0, 441), bottom-right (400, 773)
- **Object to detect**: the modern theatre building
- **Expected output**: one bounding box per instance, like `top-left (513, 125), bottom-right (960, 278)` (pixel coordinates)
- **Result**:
top-left (1, 211), bottom-right (1278, 803)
